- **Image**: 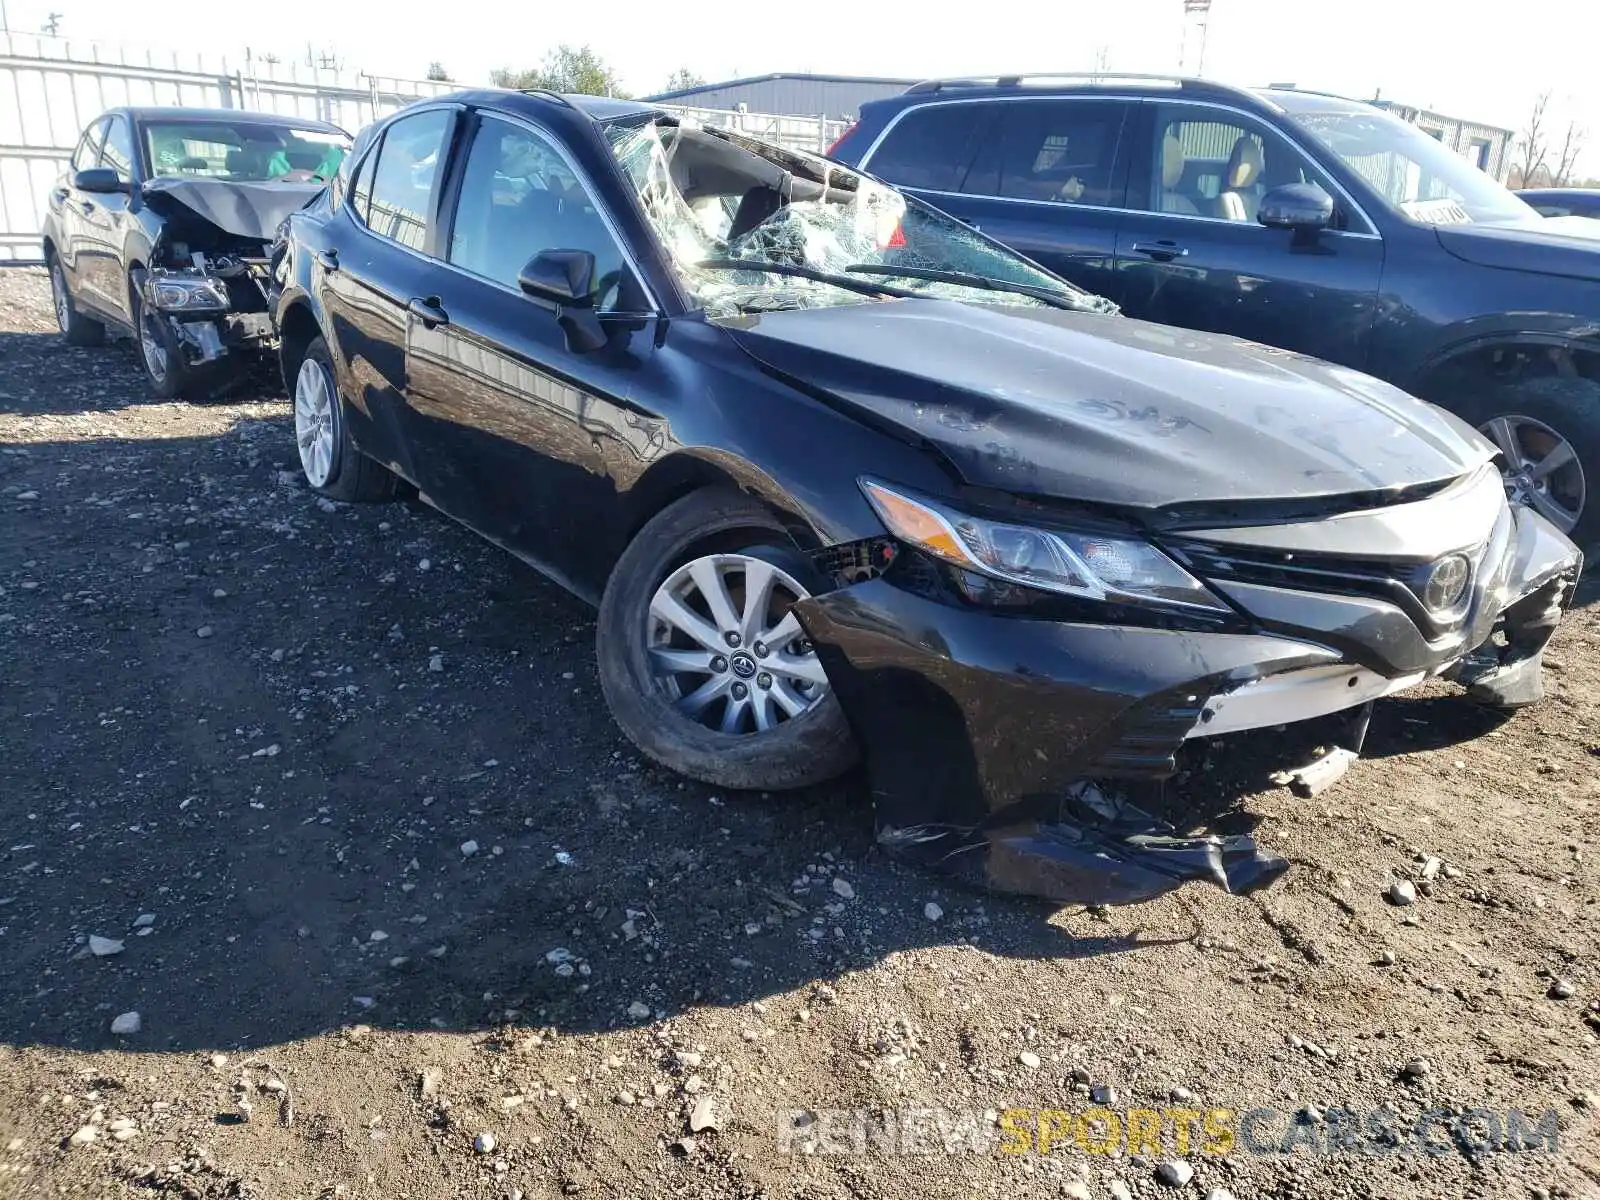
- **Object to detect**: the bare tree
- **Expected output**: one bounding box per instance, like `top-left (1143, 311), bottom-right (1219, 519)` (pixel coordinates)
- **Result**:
top-left (1513, 91), bottom-right (1551, 188)
top-left (1552, 119), bottom-right (1586, 187)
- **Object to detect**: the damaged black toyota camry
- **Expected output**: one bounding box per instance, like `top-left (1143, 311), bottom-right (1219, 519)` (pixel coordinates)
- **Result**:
top-left (271, 90), bottom-right (1582, 906)
top-left (43, 106), bottom-right (350, 398)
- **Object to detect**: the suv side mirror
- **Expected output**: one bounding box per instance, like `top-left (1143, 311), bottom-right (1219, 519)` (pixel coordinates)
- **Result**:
top-left (519, 249), bottom-right (607, 353)
top-left (1258, 182), bottom-right (1334, 233)
top-left (73, 167), bottom-right (127, 194)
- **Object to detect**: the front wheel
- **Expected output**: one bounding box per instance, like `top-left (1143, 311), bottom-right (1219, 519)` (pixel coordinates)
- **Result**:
top-left (131, 277), bottom-right (211, 400)
top-left (596, 490), bottom-right (858, 791)
top-left (1472, 376), bottom-right (1600, 554)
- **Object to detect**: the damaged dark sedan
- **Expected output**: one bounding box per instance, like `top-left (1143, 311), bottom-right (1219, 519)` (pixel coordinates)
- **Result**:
top-left (271, 90), bottom-right (1583, 906)
top-left (43, 106), bottom-right (350, 398)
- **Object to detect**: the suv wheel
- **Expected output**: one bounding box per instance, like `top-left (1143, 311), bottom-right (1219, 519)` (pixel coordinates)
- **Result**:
top-left (49, 257), bottom-right (105, 347)
top-left (1474, 376), bottom-right (1600, 552)
top-left (131, 275), bottom-right (212, 401)
top-left (292, 336), bottom-right (404, 503)
top-left (596, 489), bottom-right (859, 791)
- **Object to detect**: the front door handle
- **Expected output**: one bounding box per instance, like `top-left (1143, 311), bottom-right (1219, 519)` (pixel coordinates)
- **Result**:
top-left (1131, 241), bottom-right (1189, 261)
top-left (407, 296), bottom-right (449, 329)
top-left (315, 249), bottom-right (339, 272)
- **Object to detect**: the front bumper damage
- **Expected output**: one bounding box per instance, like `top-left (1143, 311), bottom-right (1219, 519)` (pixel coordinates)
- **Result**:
top-left (798, 503), bottom-right (1581, 906)
top-left (141, 255), bottom-right (276, 373)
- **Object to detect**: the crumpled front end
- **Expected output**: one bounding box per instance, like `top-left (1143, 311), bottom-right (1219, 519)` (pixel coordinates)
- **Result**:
top-left (796, 476), bottom-right (1581, 908)
top-left (142, 256), bottom-right (276, 372)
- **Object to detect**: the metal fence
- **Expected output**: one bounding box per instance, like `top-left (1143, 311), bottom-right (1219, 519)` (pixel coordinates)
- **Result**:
top-left (0, 32), bottom-right (456, 262)
top-left (0, 33), bottom-right (849, 264)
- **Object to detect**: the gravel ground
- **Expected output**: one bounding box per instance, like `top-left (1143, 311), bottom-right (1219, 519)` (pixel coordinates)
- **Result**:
top-left (1, 264), bottom-right (1598, 1200)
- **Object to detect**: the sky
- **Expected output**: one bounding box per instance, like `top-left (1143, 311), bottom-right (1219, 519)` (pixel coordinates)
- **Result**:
top-left (3, 0), bottom-right (1595, 174)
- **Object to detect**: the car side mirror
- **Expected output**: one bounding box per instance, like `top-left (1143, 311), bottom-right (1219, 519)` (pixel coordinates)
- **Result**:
top-left (1258, 182), bottom-right (1334, 234)
top-left (73, 167), bottom-right (127, 194)
top-left (518, 249), bottom-right (607, 353)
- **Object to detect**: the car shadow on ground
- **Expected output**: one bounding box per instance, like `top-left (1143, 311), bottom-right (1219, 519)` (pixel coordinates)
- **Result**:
top-left (0, 406), bottom-right (1582, 1057)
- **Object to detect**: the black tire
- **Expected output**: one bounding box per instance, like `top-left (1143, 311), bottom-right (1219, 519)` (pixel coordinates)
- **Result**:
top-left (294, 336), bottom-right (404, 503)
top-left (130, 274), bottom-right (214, 401)
top-left (1465, 376), bottom-right (1600, 556)
top-left (48, 255), bottom-right (105, 347)
top-left (596, 489), bottom-right (859, 791)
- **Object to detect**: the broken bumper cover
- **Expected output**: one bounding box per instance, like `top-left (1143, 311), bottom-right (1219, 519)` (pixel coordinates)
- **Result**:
top-left (800, 504), bottom-right (1580, 906)
top-left (143, 270), bottom-right (275, 369)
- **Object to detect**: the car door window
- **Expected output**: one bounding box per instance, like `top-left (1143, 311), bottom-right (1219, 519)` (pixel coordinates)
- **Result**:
top-left (865, 103), bottom-right (996, 193)
top-left (1141, 104), bottom-right (1351, 228)
top-left (446, 115), bottom-right (634, 312)
top-left (101, 115), bottom-right (135, 182)
top-left (360, 109), bottom-right (451, 252)
top-left (964, 100), bottom-right (1130, 206)
top-left (71, 121), bottom-right (106, 172)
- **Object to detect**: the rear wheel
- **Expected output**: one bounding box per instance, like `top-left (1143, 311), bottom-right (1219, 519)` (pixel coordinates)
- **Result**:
top-left (49, 257), bottom-right (105, 347)
top-left (596, 490), bottom-right (858, 791)
top-left (293, 336), bottom-right (404, 503)
top-left (1471, 376), bottom-right (1600, 553)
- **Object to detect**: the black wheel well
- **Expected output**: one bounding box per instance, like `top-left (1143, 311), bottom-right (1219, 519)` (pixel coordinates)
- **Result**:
top-left (1415, 338), bottom-right (1600, 406)
top-left (42, 236), bottom-right (57, 263)
top-left (276, 301), bottom-right (322, 394)
top-left (623, 458), bottom-right (819, 553)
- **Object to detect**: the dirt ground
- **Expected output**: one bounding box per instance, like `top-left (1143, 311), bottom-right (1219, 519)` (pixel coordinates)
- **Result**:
top-left (1, 264), bottom-right (1597, 1200)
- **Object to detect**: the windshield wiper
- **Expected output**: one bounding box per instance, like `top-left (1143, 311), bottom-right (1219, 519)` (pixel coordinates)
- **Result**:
top-left (845, 264), bottom-right (1116, 313)
top-left (697, 258), bottom-right (921, 301)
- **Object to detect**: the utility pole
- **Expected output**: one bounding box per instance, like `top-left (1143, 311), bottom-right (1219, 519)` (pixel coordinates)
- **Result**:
top-left (1179, 0), bottom-right (1212, 77)
top-left (43, 11), bottom-right (64, 35)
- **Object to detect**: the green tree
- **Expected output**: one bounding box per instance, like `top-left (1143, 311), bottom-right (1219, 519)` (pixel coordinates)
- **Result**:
top-left (661, 68), bottom-right (705, 93)
top-left (491, 45), bottom-right (628, 98)
top-left (425, 61), bottom-right (452, 82)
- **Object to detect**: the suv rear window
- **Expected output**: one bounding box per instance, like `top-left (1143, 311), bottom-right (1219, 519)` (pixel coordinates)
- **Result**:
top-left (865, 104), bottom-right (995, 193)
top-left (965, 100), bottom-right (1130, 206)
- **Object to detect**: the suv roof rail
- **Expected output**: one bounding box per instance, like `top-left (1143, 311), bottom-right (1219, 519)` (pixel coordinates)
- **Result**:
top-left (517, 88), bottom-right (577, 109)
top-left (903, 72), bottom-right (1197, 95)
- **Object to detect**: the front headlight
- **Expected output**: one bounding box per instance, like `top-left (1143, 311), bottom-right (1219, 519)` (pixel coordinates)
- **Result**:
top-left (861, 480), bottom-right (1229, 614)
top-left (148, 276), bottom-right (230, 312)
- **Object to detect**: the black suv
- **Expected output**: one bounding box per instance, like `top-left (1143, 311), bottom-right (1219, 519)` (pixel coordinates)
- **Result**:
top-left (830, 76), bottom-right (1600, 553)
top-left (42, 106), bottom-right (350, 398)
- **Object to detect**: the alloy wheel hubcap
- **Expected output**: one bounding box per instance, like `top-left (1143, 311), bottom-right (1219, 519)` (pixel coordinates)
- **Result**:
top-left (646, 553), bottom-right (828, 735)
top-left (294, 358), bottom-right (338, 487)
top-left (1480, 413), bottom-right (1585, 534)
top-left (51, 265), bottom-right (70, 331)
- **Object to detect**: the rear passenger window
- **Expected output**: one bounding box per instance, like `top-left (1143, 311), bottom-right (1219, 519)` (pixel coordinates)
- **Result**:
top-left (865, 104), bottom-right (995, 193)
top-left (968, 101), bottom-right (1130, 206)
top-left (360, 109), bottom-right (451, 252)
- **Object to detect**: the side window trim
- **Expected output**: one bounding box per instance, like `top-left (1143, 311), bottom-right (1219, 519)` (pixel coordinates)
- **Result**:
top-left (345, 105), bottom-right (461, 259)
top-left (100, 114), bottom-right (136, 183)
top-left (1128, 98), bottom-right (1379, 237)
top-left (433, 106), bottom-right (660, 314)
top-left (72, 120), bottom-right (108, 173)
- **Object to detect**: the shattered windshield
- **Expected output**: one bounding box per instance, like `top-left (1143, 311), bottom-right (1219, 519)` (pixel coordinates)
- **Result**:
top-left (143, 121), bottom-right (351, 184)
top-left (1287, 108), bottom-right (1535, 226)
top-left (609, 120), bottom-right (1115, 318)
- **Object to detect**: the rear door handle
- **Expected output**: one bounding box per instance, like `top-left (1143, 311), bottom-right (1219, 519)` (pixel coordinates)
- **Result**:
top-left (315, 249), bottom-right (339, 272)
top-left (407, 296), bottom-right (449, 328)
top-left (1131, 241), bottom-right (1188, 261)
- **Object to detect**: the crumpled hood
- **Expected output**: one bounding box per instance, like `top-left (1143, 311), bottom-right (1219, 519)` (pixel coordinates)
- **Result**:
top-left (141, 178), bottom-right (324, 243)
top-left (1436, 215), bottom-right (1600, 282)
top-left (725, 300), bottom-right (1493, 509)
